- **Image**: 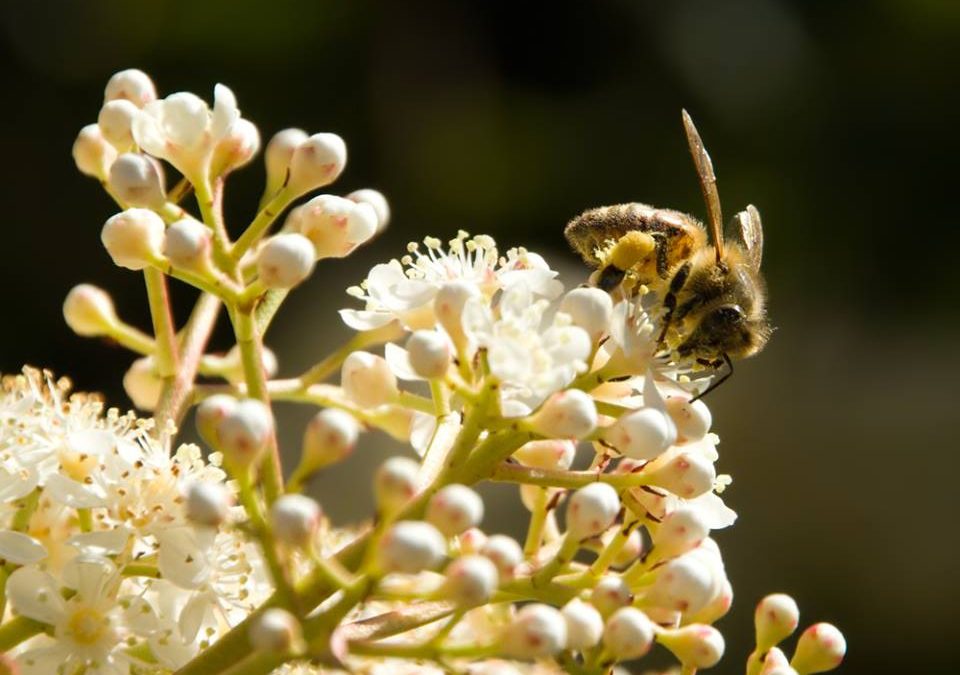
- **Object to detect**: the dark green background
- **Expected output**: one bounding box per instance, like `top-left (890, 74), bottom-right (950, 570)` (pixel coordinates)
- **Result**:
top-left (1, 1), bottom-right (957, 673)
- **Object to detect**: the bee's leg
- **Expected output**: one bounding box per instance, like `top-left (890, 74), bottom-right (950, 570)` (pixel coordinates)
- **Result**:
top-left (656, 262), bottom-right (692, 347)
top-left (691, 353), bottom-right (733, 401)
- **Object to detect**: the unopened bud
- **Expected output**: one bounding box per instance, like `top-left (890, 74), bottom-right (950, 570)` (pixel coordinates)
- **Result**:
top-left (286, 132), bottom-right (347, 196)
top-left (651, 506), bottom-right (709, 562)
top-left (220, 344), bottom-right (278, 386)
top-left (605, 527), bottom-right (644, 569)
top-left (216, 399), bottom-right (274, 468)
top-left (645, 450), bottom-right (716, 499)
top-left (590, 575), bottom-right (632, 617)
top-left (163, 218), bottom-right (214, 272)
top-left (559, 288), bottom-right (613, 343)
top-left (341, 351), bottom-right (398, 407)
top-left (123, 356), bottom-right (163, 411)
top-left (513, 439), bottom-right (576, 470)
top-left (378, 520), bottom-right (447, 574)
top-left (658, 624), bottom-right (725, 669)
top-left (459, 528), bottom-right (487, 555)
top-left (562, 598), bottom-right (604, 650)
top-left (109, 153), bottom-right (166, 209)
top-left (501, 604), bottom-right (567, 659)
top-left (63, 284), bottom-right (117, 336)
top-left (264, 128), bottom-right (308, 198)
top-left (435, 281), bottom-right (481, 349)
top-left (406, 330), bottom-right (451, 379)
top-left (759, 648), bottom-right (794, 675)
top-left (527, 389), bottom-right (597, 439)
top-left (374, 456), bottom-right (420, 514)
top-left (98, 99), bottom-right (139, 150)
top-left (665, 395), bottom-right (712, 443)
top-left (257, 233), bottom-right (316, 289)
top-left (602, 607), bottom-right (654, 660)
top-left (687, 576), bottom-right (734, 625)
top-left (73, 124), bottom-right (117, 180)
top-left (756, 593), bottom-right (800, 651)
top-left (644, 552), bottom-right (714, 615)
top-left (790, 623), bottom-right (845, 674)
top-left (302, 408), bottom-right (360, 471)
top-left (292, 195), bottom-right (377, 259)
top-left (566, 482), bottom-right (620, 539)
top-left (249, 608), bottom-right (303, 653)
top-left (427, 483), bottom-right (484, 537)
top-left (442, 554), bottom-right (499, 606)
top-left (604, 407), bottom-right (675, 460)
top-left (104, 68), bottom-right (157, 107)
top-left (195, 394), bottom-right (238, 448)
top-left (101, 208), bottom-right (166, 270)
top-left (213, 118), bottom-right (260, 176)
top-left (185, 481), bottom-right (232, 527)
top-left (347, 188), bottom-right (390, 232)
top-left (480, 534), bottom-right (523, 579)
top-left (271, 494), bottom-right (322, 548)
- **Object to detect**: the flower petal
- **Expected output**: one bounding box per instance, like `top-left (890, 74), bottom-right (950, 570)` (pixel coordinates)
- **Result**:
top-left (44, 473), bottom-right (108, 508)
top-left (6, 566), bottom-right (65, 624)
top-left (0, 530), bottom-right (46, 565)
top-left (68, 528), bottom-right (131, 556)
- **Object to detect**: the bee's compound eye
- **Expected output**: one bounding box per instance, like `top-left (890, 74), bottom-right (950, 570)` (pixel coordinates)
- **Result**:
top-left (711, 305), bottom-right (746, 325)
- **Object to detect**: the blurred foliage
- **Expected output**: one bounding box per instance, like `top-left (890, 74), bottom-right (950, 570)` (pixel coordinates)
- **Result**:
top-left (1, 1), bottom-right (958, 673)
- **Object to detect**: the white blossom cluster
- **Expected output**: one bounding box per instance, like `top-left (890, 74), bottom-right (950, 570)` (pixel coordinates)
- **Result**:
top-left (0, 68), bottom-right (846, 675)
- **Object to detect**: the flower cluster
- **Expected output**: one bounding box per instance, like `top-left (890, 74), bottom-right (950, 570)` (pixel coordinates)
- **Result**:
top-left (0, 68), bottom-right (846, 675)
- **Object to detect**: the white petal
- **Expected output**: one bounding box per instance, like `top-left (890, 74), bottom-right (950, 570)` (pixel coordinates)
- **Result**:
top-left (63, 555), bottom-right (117, 604)
top-left (6, 566), bottom-right (65, 624)
top-left (151, 631), bottom-right (199, 669)
top-left (157, 527), bottom-right (211, 589)
top-left (68, 528), bottom-right (131, 556)
top-left (211, 84), bottom-right (239, 139)
top-left (17, 646), bottom-right (72, 675)
top-left (67, 428), bottom-right (116, 457)
top-left (124, 596), bottom-right (159, 635)
top-left (0, 530), bottom-right (47, 564)
top-left (132, 104), bottom-right (168, 157)
top-left (162, 92), bottom-right (209, 148)
top-left (384, 343), bottom-right (422, 381)
top-left (0, 466), bottom-right (38, 502)
top-left (179, 589), bottom-right (216, 642)
top-left (45, 473), bottom-right (108, 508)
top-left (688, 492), bottom-right (738, 529)
top-left (339, 309), bottom-right (394, 331)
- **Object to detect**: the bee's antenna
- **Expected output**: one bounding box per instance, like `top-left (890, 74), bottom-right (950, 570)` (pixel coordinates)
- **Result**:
top-left (690, 353), bottom-right (733, 401)
top-left (681, 110), bottom-right (725, 263)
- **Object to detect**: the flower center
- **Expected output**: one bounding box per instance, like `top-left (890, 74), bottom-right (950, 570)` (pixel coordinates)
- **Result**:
top-left (66, 606), bottom-right (110, 645)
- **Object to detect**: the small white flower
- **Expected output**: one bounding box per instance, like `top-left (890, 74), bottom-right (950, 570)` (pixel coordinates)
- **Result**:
top-left (101, 208), bottom-right (166, 271)
top-left (426, 484), bottom-right (484, 537)
top-left (589, 575), bottom-right (632, 617)
top-left (257, 233), bottom-right (317, 289)
top-left (73, 123), bottom-right (117, 180)
top-left (164, 218), bottom-right (214, 272)
top-left (287, 194), bottom-right (377, 260)
top-left (373, 456), bottom-right (420, 514)
top-left (566, 483), bottom-right (620, 539)
top-left (63, 284), bottom-right (117, 337)
top-left (602, 607), bottom-right (655, 660)
top-left (347, 188), bottom-right (390, 231)
top-left (441, 554), bottom-right (499, 606)
top-left (104, 68), bottom-right (157, 107)
top-left (791, 623), bottom-right (846, 674)
top-left (264, 128), bottom-right (308, 198)
top-left (270, 494), bottom-right (322, 548)
top-left (755, 593), bottom-right (800, 651)
top-left (479, 534), bottom-right (523, 579)
top-left (249, 608), bottom-right (303, 653)
top-left (108, 153), bottom-right (166, 209)
top-left (302, 408), bottom-right (360, 470)
top-left (378, 520), bottom-right (447, 574)
top-left (501, 603), bottom-right (567, 659)
top-left (562, 598), bottom-right (604, 650)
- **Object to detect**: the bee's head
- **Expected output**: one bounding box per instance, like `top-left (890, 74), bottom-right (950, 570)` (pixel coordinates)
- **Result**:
top-left (678, 304), bottom-right (771, 361)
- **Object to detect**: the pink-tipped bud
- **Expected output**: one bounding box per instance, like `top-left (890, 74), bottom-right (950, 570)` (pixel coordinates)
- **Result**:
top-left (216, 399), bottom-right (274, 468)
top-left (643, 552), bottom-right (715, 615)
top-left (501, 604), bottom-right (567, 659)
top-left (652, 506), bottom-right (710, 562)
top-left (270, 494), bottom-right (322, 548)
top-left (302, 408), bottom-right (360, 471)
top-left (665, 395), bottom-right (712, 443)
top-left (405, 330), bottom-right (451, 379)
top-left (249, 608), bottom-right (303, 653)
top-left (645, 450), bottom-right (716, 499)
top-left (755, 593), bottom-right (800, 651)
top-left (604, 407), bottom-right (675, 460)
top-left (435, 280), bottom-right (481, 349)
top-left (528, 389), bottom-right (597, 440)
top-left (286, 132), bottom-right (347, 196)
top-left (566, 482), bottom-right (620, 539)
top-left (291, 194), bottom-right (377, 259)
top-left (790, 623), bottom-right (846, 674)
top-left (73, 124), bottom-right (117, 180)
top-left (378, 520), bottom-right (447, 574)
top-left (63, 284), bottom-right (117, 337)
top-left (426, 483), bottom-right (484, 537)
top-left (341, 351), bottom-right (398, 407)
top-left (104, 68), bottom-right (157, 107)
top-left (442, 554), bottom-right (499, 606)
top-left (687, 576), bottom-right (734, 625)
top-left (264, 128), bottom-right (308, 198)
top-left (98, 99), bottom-right (139, 150)
top-left (185, 481), bottom-right (232, 527)
top-left (590, 575), bottom-right (633, 617)
top-left (480, 534), bottom-right (523, 579)
top-left (374, 456), bottom-right (420, 514)
top-left (513, 439), bottom-right (576, 470)
top-left (257, 233), bottom-right (317, 289)
top-left (757, 646), bottom-right (792, 675)
top-left (101, 208), bottom-right (166, 270)
top-left (602, 607), bottom-right (654, 660)
top-left (347, 188), bottom-right (390, 232)
top-left (562, 598), bottom-right (604, 650)
top-left (109, 153), bottom-right (166, 209)
top-left (163, 218), bottom-right (213, 272)
top-left (459, 527), bottom-right (487, 555)
top-left (659, 624), bottom-right (725, 669)
top-left (559, 287), bottom-right (613, 343)
top-left (195, 394), bottom-right (238, 448)
top-left (213, 118), bottom-right (260, 176)
top-left (123, 356), bottom-right (163, 411)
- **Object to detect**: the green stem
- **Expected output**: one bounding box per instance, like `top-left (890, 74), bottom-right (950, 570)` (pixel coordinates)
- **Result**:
top-left (254, 288), bottom-right (289, 336)
top-left (532, 533), bottom-right (580, 587)
top-left (12, 488), bottom-right (40, 531)
top-left (144, 269), bottom-right (177, 378)
top-left (299, 322), bottom-right (405, 386)
top-left (77, 508), bottom-right (93, 533)
top-left (231, 187), bottom-right (293, 263)
top-left (195, 178), bottom-right (234, 272)
top-left (524, 487), bottom-right (549, 556)
top-left (0, 616), bottom-right (44, 651)
top-left (490, 462), bottom-right (652, 490)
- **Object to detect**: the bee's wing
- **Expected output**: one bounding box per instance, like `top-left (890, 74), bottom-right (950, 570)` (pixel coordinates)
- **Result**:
top-left (682, 110), bottom-right (724, 262)
top-left (732, 205), bottom-right (764, 271)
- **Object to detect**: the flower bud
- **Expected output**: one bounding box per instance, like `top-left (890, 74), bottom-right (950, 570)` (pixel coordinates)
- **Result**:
top-left (790, 623), bottom-right (846, 674)
top-left (347, 188), bottom-right (390, 232)
top-left (216, 399), bottom-right (274, 468)
top-left (374, 456), bottom-right (420, 514)
top-left (292, 195), bottom-right (377, 259)
top-left (755, 593), bottom-right (800, 651)
top-left (195, 394), bottom-right (238, 448)
top-left (213, 118), bottom-right (260, 176)
top-left (73, 124), bottom-right (117, 180)
top-left (566, 482), bottom-right (619, 539)
top-left (604, 407), bottom-right (675, 460)
top-left (123, 356), bottom-right (163, 411)
top-left (442, 554), bottom-right (499, 606)
top-left (687, 576), bottom-right (734, 625)
top-left (561, 598), bottom-right (604, 650)
top-left (185, 481), bottom-right (232, 527)
top-left (651, 506), bottom-right (709, 562)
top-left (605, 527), bottom-right (644, 569)
top-left (270, 494), bottom-right (322, 548)
top-left (163, 218), bottom-right (214, 272)
top-left (480, 534), bottom-right (523, 579)
top-left (98, 99), bottom-right (139, 150)
top-left (559, 288), bottom-right (613, 343)
top-left (220, 344), bottom-right (278, 386)
top-left (264, 128), bottom-right (308, 198)
top-left (435, 280), bottom-right (481, 349)
top-left (513, 439), bottom-right (576, 470)
top-left (378, 520), bottom-right (447, 574)
top-left (109, 153), bottom-right (166, 209)
top-left (602, 607), bottom-right (654, 660)
top-left (302, 408), bottom-right (360, 471)
top-left (459, 527), bottom-right (487, 555)
top-left (257, 233), bottom-right (317, 289)
top-left (758, 648), bottom-right (793, 675)
top-left (104, 68), bottom-right (157, 107)
top-left (249, 608), bottom-right (303, 653)
top-left (286, 132), bottom-right (347, 196)
top-left (644, 552), bottom-right (714, 615)
top-left (63, 284), bottom-right (117, 336)
top-left (101, 208), bottom-right (166, 270)
top-left (426, 483), bottom-right (484, 537)
top-left (590, 575), bottom-right (632, 617)
top-left (501, 604), bottom-right (567, 659)
top-left (528, 389), bottom-right (597, 439)
top-left (645, 450), bottom-right (716, 499)
top-left (665, 395), bottom-right (712, 443)
top-left (405, 330), bottom-right (452, 379)
top-left (658, 624), bottom-right (725, 669)
top-left (341, 351), bottom-right (398, 407)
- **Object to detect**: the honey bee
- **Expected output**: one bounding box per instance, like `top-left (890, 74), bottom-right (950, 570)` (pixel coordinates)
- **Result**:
top-left (565, 110), bottom-right (771, 390)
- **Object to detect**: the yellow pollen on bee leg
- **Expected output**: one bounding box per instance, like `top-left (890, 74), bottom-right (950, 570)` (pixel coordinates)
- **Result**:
top-left (609, 231), bottom-right (656, 270)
